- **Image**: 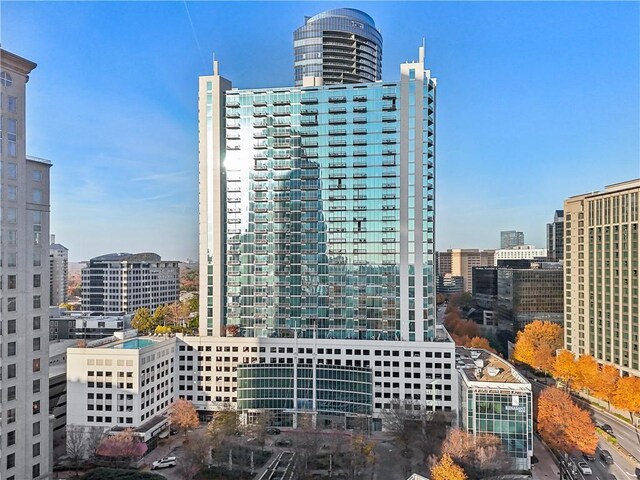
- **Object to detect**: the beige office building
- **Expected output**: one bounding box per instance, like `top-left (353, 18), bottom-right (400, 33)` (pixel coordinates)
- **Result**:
top-left (1, 49), bottom-right (52, 480)
top-left (564, 179), bottom-right (639, 377)
top-left (438, 249), bottom-right (495, 292)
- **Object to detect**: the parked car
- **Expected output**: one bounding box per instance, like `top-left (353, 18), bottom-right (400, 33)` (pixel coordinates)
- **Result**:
top-left (577, 461), bottom-right (592, 475)
top-left (275, 439), bottom-right (292, 447)
top-left (600, 449), bottom-right (614, 465)
top-left (600, 424), bottom-right (614, 435)
top-left (266, 427), bottom-right (281, 435)
top-left (151, 456), bottom-right (177, 470)
top-left (582, 452), bottom-right (596, 461)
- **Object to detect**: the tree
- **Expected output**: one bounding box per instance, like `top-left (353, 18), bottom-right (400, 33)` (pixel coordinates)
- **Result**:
top-left (187, 295), bottom-right (199, 313)
top-left (537, 387), bottom-right (598, 454)
top-left (166, 302), bottom-right (191, 327)
top-left (467, 337), bottom-right (496, 353)
top-left (448, 292), bottom-right (473, 309)
top-left (512, 320), bottom-right (563, 374)
top-left (592, 364), bottom-right (619, 410)
top-left (348, 433), bottom-right (376, 479)
top-left (85, 426), bottom-right (106, 461)
top-left (381, 399), bottom-right (421, 456)
top-left (552, 350), bottom-right (578, 390)
top-left (170, 399), bottom-right (200, 436)
top-left (574, 354), bottom-right (599, 393)
top-left (207, 404), bottom-right (239, 450)
top-left (153, 305), bottom-right (169, 326)
top-left (430, 453), bottom-right (467, 480)
top-left (131, 307), bottom-right (157, 334)
top-left (66, 425), bottom-right (87, 476)
top-left (178, 431), bottom-right (210, 479)
top-left (441, 428), bottom-right (509, 478)
top-left (97, 429), bottom-right (148, 466)
top-left (612, 376), bottom-right (640, 423)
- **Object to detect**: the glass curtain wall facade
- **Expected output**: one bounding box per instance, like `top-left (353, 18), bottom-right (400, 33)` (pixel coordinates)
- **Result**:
top-left (461, 387), bottom-right (533, 471)
top-left (217, 66), bottom-right (435, 342)
top-left (294, 8), bottom-right (382, 86)
top-left (237, 363), bottom-right (372, 425)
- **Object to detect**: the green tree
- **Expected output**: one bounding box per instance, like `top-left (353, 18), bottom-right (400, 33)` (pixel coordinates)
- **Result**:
top-left (131, 308), bottom-right (157, 334)
top-left (153, 305), bottom-right (169, 326)
top-left (187, 295), bottom-right (199, 313)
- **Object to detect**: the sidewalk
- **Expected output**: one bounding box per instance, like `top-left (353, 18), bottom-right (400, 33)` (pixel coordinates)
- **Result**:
top-left (532, 435), bottom-right (561, 479)
top-left (140, 434), bottom-right (187, 471)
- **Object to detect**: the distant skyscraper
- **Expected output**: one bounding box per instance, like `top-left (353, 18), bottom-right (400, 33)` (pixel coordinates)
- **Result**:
top-left (500, 230), bottom-right (525, 249)
top-left (294, 8), bottom-right (382, 86)
top-left (81, 253), bottom-right (179, 314)
top-left (564, 179), bottom-right (640, 377)
top-left (546, 210), bottom-right (564, 262)
top-left (1, 48), bottom-right (52, 480)
top-left (50, 234), bottom-right (69, 306)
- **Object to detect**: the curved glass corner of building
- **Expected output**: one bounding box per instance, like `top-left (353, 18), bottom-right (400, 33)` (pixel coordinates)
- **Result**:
top-left (293, 8), bottom-right (383, 86)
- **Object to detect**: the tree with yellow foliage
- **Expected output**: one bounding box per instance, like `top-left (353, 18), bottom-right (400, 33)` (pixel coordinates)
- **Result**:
top-left (592, 364), bottom-right (619, 410)
top-left (431, 453), bottom-right (467, 480)
top-left (612, 376), bottom-right (640, 423)
top-left (537, 387), bottom-right (598, 454)
top-left (552, 350), bottom-right (578, 390)
top-left (512, 320), bottom-right (563, 374)
top-left (574, 354), bottom-right (599, 393)
top-left (468, 336), bottom-right (497, 353)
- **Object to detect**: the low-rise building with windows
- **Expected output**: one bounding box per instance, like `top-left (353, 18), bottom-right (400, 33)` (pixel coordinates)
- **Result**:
top-left (66, 335), bottom-right (176, 447)
top-left (457, 347), bottom-right (533, 471)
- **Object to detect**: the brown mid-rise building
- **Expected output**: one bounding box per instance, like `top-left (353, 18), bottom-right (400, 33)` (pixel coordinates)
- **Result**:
top-left (437, 249), bottom-right (495, 293)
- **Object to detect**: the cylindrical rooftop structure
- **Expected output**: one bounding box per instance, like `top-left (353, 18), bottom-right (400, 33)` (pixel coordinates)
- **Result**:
top-left (294, 8), bottom-right (383, 86)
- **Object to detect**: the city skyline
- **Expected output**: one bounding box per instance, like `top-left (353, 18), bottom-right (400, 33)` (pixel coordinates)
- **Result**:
top-left (3, 1), bottom-right (639, 261)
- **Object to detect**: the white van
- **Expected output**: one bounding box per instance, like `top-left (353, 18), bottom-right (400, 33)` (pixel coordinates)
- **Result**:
top-left (151, 456), bottom-right (177, 470)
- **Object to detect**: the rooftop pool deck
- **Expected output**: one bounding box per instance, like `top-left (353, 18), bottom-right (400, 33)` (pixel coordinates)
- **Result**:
top-left (110, 338), bottom-right (156, 349)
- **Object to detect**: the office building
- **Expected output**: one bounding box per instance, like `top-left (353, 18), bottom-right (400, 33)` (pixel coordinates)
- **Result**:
top-left (65, 335), bottom-right (175, 450)
top-left (500, 230), bottom-right (525, 249)
top-left (546, 210), bottom-right (564, 263)
top-left (196, 11), bottom-right (457, 427)
top-left (294, 8), bottom-right (382, 86)
top-left (564, 179), bottom-right (640, 377)
top-left (494, 245), bottom-right (547, 265)
top-left (81, 252), bottom-right (179, 314)
top-left (49, 234), bottom-right (68, 306)
top-left (457, 347), bottom-right (533, 470)
top-left (472, 266), bottom-right (498, 310)
top-left (48, 307), bottom-right (132, 341)
top-left (437, 249), bottom-right (495, 293)
top-left (1, 49), bottom-right (51, 480)
top-left (496, 263), bottom-right (563, 330)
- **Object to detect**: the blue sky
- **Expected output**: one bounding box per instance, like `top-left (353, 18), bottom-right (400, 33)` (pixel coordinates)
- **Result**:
top-left (2, 1), bottom-right (639, 261)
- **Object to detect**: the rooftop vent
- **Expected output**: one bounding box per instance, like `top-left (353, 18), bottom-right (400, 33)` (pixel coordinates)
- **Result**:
top-left (474, 359), bottom-right (484, 368)
top-left (486, 367), bottom-right (500, 377)
top-left (470, 351), bottom-right (481, 359)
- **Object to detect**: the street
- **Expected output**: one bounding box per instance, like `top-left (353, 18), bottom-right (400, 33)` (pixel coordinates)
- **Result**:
top-left (530, 381), bottom-right (640, 480)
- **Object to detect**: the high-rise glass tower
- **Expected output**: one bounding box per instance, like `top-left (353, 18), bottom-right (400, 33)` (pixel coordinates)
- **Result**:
top-left (294, 8), bottom-right (382, 86)
top-left (200, 45), bottom-right (436, 343)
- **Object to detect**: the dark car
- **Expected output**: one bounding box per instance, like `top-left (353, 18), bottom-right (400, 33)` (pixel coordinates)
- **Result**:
top-left (600, 424), bottom-right (614, 435)
top-left (582, 452), bottom-right (596, 461)
top-left (266, 427), bottom-right (281, 435)
top-left (607, 475), bottom-right (617, 480)
top-left (600, 449), bottom-right (614, 465)
top-left (275, 439), bottom-right (292, 447)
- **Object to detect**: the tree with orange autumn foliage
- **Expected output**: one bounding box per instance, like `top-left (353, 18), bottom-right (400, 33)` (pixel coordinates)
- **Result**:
top-left (552, 350), bottom-right (578, 390)
top-left (537, 387), bottom-right (598, 454)
top-left (574, 354), bottom-right (599, 393)
top-left (612, 376), bottom-right (640, 423)
top-left (467, 336), bottom-right (497, 353)
top-left (430, 453), bottom-right (467, 480)
top-left (512, 320), bottom-right (563, 374)
top-left (169, 399), bottom-right (199, 436)
top-left (592, 364), bottom-right (619, 410)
